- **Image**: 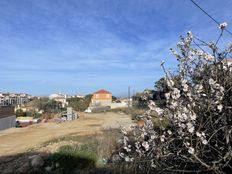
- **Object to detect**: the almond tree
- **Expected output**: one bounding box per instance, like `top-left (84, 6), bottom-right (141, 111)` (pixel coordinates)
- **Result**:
top-left (119, 22), bottom-right (232, 173)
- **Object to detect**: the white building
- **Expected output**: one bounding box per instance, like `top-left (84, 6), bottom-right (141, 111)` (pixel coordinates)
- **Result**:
top-left (49, 93), bottom-right (68, 108)
top-left (0, 92), bottom-right (32, 106)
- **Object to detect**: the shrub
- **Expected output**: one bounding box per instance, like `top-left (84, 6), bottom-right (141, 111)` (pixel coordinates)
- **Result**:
top-left (111, 107), bottom-right (146, 120)
top-left (15, 109), bottom-right (25, 117)
top-left (118, 24), bottom-right (232, 173)
top-left (47, 143), bottom-right (97, 172)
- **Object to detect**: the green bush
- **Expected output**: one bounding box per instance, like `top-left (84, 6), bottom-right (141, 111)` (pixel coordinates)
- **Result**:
top-left (47, 143), bottom-right (97, 172)
top-left (67, 95), bottom-right (92, 111)
top-left (15, 109), bottom-right (25, 117)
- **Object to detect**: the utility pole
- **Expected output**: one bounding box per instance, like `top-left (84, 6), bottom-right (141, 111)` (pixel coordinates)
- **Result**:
top-left (128, 86), bottom-right (131, 108)
top-left (132, 89), bottom-right (135, 107)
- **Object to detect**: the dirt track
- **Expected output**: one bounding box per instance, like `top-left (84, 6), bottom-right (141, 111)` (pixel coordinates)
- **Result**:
top-left (0, 112), bottom-right (132, 156)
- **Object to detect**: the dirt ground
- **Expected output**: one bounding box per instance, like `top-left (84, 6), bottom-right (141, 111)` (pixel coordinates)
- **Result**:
top-left (0, 112), bottom-right (132, 157)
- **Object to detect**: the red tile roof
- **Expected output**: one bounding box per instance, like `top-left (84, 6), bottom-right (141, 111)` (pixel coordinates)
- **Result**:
top-left (93, 89), bottom-right (112, 94)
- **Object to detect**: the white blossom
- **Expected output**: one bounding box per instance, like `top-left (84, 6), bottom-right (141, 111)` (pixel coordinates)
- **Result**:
top-left (219, 22), bottom-right (228, 30)
top-left (155, 107), bottom-right (164, 115)
top-left (188, 147), bottom-right (195, 154)
top-left (142, 141), bottom-right (150, 151)
top-left (190, 112), bottom-right (196, 121)
top-left (202, 139), bottom-right (208, 145)
top-left (187, 31), bottom-right (193, 39)
top-left (187, 122), bottom-right (194, 133)
top-left (119, 152), bottom-right (124, 158)
top-left (205, 53), bottom-right (214, 61)
top-left (160, 60), bottom-right (165, 66)
top-left (165, 92), bottom-right (170, 100)
top-left (151, 160), bottom-right (156, 168)
top-left (209, 78), bottom-right (215, 85)
top-left (167, 79), bottom-right (175, 87)
top-left (196, 132), bottom-right (201, 137)
top-left (160, 135), bottom-right (165, 142)
top-left (125, 156), bottom-right (133, 162)
top-left (217, 104), bottom-right (223, 112)
top-left (172, 88), bottom-right (181, 99)
top-left (188, 126), bottom-right (194, 133)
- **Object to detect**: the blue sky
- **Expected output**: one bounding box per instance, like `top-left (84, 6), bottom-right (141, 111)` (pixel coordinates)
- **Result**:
top-left (0, 0), bottom-right (231, 96)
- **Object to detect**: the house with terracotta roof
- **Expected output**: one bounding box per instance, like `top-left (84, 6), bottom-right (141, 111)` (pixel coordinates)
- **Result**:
top-left (91, 89), bottom-right (112, 107)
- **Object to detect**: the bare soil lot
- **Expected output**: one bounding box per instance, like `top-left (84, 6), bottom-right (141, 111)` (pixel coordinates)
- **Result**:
top-left (0, 112), bottom-right (132, 156)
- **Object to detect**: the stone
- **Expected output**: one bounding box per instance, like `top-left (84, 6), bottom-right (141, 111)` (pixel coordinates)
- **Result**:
top-left (2, 168), bottom-right (14, 174)
top-left (31, 155), bottom-right (44, 168)
top-left (45, 166), bottom-right (52, 172)
top-left (15, 162), bottom-right (30, 173)
top-left (55, 162), bottom-right (59, 168)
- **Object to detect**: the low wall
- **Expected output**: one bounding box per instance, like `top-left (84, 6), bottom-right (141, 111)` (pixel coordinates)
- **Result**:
top-left (0, 107), bottom-right (16, 130)
top-left (111, 102), bottom-right (128, 109)
top-left (0, 115), bottom-right (16, 130)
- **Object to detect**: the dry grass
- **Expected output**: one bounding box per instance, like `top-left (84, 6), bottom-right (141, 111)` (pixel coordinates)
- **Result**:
top-left (110, 107), bottom-right (146, 120)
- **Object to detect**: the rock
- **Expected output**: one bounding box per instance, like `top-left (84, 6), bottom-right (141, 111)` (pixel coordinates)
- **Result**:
top-left (2, 168), bottom-right (14, 174)
top-left (45, 166), bottom-right (52, 172)
top-left (15, 162), bottom-right (30, 173)
top-left (55, 162), bottom-right (59, 168)
top-left (28, 155), bottom-right (37, 160)
top-left (39, 153), bottom-right (50, 160)
top-left (31, 155), bottom-right (44, 168)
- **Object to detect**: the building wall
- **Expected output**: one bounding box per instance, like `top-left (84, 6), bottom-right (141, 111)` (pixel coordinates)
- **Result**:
top-left (110, 102), bottom-right (128, 109)
top-left (0, 107), bottom-right (16, 130)
top-left (91, 93), bottom-right (112, 106)
top-left (92, 93), bottom-right (112, 101)
top-left (0, 93), bottom-right (31, 106)
top-left (0, 115), bottom-right (16, 130)
top-left (92, 100), bottom-right (112, 106)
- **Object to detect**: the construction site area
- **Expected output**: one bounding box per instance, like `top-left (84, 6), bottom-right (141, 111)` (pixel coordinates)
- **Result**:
top-left (0, 112), bottom-right (132, 156)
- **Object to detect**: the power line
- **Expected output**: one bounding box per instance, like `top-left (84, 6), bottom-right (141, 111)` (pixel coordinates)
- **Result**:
top-left (190, 0), bottom-right (232, 36)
